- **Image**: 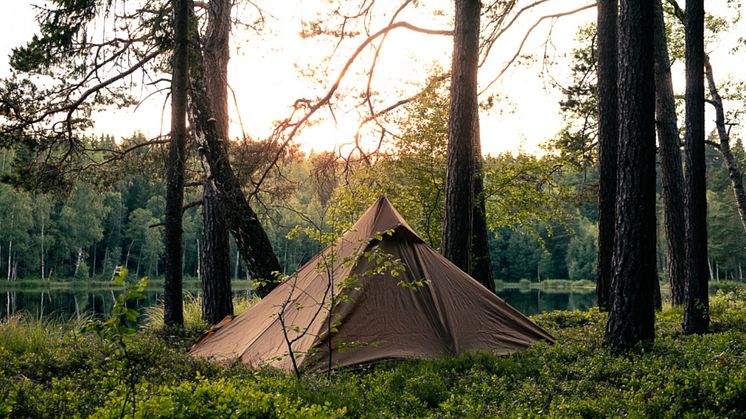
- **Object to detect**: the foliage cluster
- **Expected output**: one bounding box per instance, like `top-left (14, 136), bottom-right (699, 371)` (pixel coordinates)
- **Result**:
top-left (1, 288), bottom-right (744, 418)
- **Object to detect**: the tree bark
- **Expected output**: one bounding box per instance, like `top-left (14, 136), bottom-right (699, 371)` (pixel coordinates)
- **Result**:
top-left (605, 0), bottom-right (657, 350)
top-left (188, 21), bottom-right (282, 298)
top-left (683, 0), bottom-right (709, 334)
top-left (442, 0), bottom-right (479, 274)
top-left (201, 178), bottom-right (233, 323)
top-left (199, 0), bottom-right (234, 323)
top-left (472, 132), bottom-right (496, 293)
top-left (163, 0), bottom-right (191, 328)
top-left (653, 0), bottom-right (687, 306)
top-left (40, 217), bottom-right (45, 280)
top-left (595, 0), bottom-right (618, 312)
top-left (704, 56), bottom-right (746, 232)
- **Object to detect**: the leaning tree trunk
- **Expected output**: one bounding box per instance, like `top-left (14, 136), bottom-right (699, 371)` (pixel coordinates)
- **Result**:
top-left (188, 27), bottom-right (282, 298)
top-left (653, 0), bottom-right (687, 306)
top-left (704, 56), bottom-right (746, 232)
top-left (595, 0), bottom-right (618, 312)
top-left (683, 0), bottom-right (709, 334)
top-left (163, 0), bottom-right (191, 328)
top-left (605, 0), bottom-right (657, 350)
top-left (200, 0), bottom-right (234, 323)
top-left (442, 0), bottom-right (479, 273)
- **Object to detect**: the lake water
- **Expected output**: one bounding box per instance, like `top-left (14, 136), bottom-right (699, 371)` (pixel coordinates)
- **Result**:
top-left (0, 284), bottom-right (596, 320)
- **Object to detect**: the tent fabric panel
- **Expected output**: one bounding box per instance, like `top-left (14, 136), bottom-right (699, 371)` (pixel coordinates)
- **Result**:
top-left (415, 244), bottom-right (555, 351)
top-left (304, 237), bottom-right (453, 372)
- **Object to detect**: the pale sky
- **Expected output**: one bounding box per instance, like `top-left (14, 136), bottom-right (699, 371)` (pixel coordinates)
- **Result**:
top-left (0, 1), bottom-right (743, 155)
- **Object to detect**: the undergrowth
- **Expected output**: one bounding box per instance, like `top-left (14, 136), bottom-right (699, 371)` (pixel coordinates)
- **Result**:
top-left (1, 289), bottom-right (744, 418)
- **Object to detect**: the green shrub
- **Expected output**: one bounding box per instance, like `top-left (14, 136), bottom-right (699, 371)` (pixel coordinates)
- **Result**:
top-left (1, 287), bottom-right (744, 418)
top-left (94, 377), bottom-right (346, 418)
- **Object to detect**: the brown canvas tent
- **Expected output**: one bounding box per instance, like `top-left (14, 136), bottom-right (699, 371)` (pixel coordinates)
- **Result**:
top-left (190, 197), bottom-right (554, 372)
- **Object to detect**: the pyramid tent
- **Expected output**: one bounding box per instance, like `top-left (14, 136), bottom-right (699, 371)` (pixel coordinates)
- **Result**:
top-left (190, 197), bottom-right (554, 372)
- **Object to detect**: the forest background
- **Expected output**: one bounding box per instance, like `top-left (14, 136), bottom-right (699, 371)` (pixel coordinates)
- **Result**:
top-left (0, 0), bottom-right (745, 287)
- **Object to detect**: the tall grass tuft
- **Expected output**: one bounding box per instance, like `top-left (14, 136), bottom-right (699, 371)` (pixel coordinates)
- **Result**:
top-left (0, 312), bottom-right (91, 354)
top-left (143, 292), bottom-right (259, 332)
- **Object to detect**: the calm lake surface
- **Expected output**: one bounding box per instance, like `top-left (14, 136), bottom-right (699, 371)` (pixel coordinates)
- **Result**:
top-left (0, 283), bottom-right (596, 320)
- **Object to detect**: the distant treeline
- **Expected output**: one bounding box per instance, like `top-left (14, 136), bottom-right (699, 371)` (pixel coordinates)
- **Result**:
top-left (1, 130), bottom-right (745, 284)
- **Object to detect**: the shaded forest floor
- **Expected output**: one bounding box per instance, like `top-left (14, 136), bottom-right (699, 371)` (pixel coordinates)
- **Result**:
top-left (1, 289), bottom-right (744, 418)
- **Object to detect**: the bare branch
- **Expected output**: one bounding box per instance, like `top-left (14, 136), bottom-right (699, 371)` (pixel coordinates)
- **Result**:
top-left (479, 3), bottom-right (596, 96)
top-left (250, 20), bottom-right (452, 197)
top-left (183, 199), bottom-right (204, 212)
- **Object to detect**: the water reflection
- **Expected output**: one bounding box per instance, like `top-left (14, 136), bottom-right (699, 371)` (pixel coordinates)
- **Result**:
top-left (2, 285), bottom-right (596, 320)
top-left (2, 288), bottom-right (159, 320)
top-left (497, 288), bottom-right (596, 316)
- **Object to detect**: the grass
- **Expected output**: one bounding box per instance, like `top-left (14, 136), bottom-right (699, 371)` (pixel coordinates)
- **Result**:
top-left (0, 288), bottom-right (744, 417)
top-left (142, 293), bottom-right (259, 333)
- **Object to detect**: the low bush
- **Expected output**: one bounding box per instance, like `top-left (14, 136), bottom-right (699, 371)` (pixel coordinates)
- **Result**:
top-left (1, 288), bottom-right (744, 418)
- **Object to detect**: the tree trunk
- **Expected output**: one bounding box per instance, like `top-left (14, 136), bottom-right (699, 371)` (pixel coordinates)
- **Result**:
top-left (704, 56), bottom-right (746, 232)
top-left (442, 0), bottom-right (479, 274)
top-left (188, 22), bottom-right (282, 298)
top-left (91, 243), bottom-right (96, 277)
top-left (74, 248), bottom-right (83, 278)
top-left (605, 0), bottom-right (657, 350)
top-left (653, 0), bottom-right (687, 306)
top-left (683, 0), bottom-right (709, 334)
top-left (201, 180), bottom-right (233, 323)
top-left (163, 0), bottom-right (191, 328)
top-left (595, 0), bottom-right (618, 312)
top-left (40, 217), bottom-right (45, 280)
top-left (471, 139), bottom-right (496, 293)
top-left (196, 239), bottom-right (200, 279)
top-left (199, 0), bottom-right (234, 323)
top-left (234, 247), bottom-right (241, 279)
top-left (6, 240), bottom-right (11, 281)
top-left (135, 245), bottom-right (143, 278)
top-left (124, 242), bottom-right (132, 269)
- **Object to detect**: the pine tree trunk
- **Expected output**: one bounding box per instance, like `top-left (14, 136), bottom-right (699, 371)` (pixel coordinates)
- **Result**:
top-left (442, 0), bottom-right (479, 273)
top-left (595, 0), bottom-right (618, 312)
top-left (199, 0), bottom-right (234, 323)
top-left (162, 0), bottom-right (191, 329)
top-left (605, 0), bottom-right (657, 350)
top-left (653, 0), bottom-right (687, 306)
top-left (188, 19), bottom-right (282, 297)
top-left (201, 180), bottom-right (233, 323)
top-left (683, 0), bottom-right (709, 334)
top-left (704, 56), bottom-right (746, 232)
top-left (472, 153), bottom-right (495, 293)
